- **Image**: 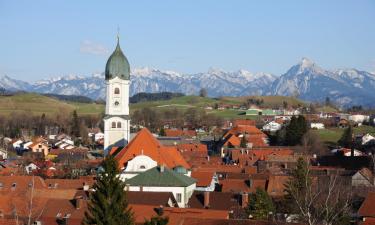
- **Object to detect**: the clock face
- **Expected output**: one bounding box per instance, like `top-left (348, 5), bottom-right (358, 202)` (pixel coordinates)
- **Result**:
top-left (114, 101), bottom-right (120, 106)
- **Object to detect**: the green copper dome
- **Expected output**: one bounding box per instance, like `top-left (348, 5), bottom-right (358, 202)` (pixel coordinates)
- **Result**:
top-left (105, 39), bottom-right (130, 80)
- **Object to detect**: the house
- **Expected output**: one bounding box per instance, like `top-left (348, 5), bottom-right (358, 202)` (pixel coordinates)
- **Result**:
top-left (338, 118), bottom-right (350, 128)
top-left (331, 148), bottom-right (365, 157)
top-left (125, 165), bottom-right (196, 208)
top-left (349, 114), bottom-right (370, 124)
top-left (25, 163), bottom-right (39, 174)
top-left (352, 168), bottom-right (374, 187)
top-left (0, 149), bottom-right (7, 160)
top-left (262, 121), bottom-right (282, 132)
top-left (358, 192), bottom-right (375, 223)
top-left (112, 128), bottom-right (190, 171)
top-left (29, 141), bottom-right (49, 156)
top-left (362, 134), bottom-right (375, 145)
top-left (191, 171), bottom-right (217, 192)
top-left (310, 122), bottom-right (325, 129)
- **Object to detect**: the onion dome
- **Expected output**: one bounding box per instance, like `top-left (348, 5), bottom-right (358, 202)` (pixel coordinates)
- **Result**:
top-left (105, 37), bottom-right (130, 80)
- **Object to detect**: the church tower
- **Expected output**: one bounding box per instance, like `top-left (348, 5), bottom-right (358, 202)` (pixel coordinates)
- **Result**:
top-left (103, 37), bottom-right (130, 153)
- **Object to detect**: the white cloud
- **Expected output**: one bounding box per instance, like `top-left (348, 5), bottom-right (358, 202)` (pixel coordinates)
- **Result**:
top-left (80, 40), bottom-right (109, 56)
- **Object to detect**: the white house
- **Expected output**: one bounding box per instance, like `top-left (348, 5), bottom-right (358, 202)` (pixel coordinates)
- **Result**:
top-left (310, 122), bottom-right (325, 130)
top-left (262, 121), bottom-right (282, 132)
top-left (349, 114), bottom-right (370, 124)
top-left (12, 140), bottom-right (23, 149)
top-left (0, 149), bottom-right (7, 159)
top-left (25, 163), bottom-right (39, 174)
top-left (362, 134), bottom-right (375, 145)
top-left (125, 166), bottom-right (196, 208)
top-left (119, 155), bottom-right (158, 180)
top-left (331, 148), bottom-right (365, 157)
top-left (191, 171), bottom-right (217, 192)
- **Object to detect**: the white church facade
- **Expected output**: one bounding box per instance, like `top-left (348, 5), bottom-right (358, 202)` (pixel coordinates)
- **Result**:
top-left (103, 37), bottom-right (131, 152)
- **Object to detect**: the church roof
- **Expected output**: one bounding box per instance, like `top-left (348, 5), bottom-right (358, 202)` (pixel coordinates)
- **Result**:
top-left (125, 166), bottom-right (196, 187)
top-left (105, 38), bottom-right (130, 80)
top-left (113, 128), bottom-right (190, 169)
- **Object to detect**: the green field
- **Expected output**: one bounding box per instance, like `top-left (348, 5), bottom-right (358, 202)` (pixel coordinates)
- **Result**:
top-left (312, 125), bottom-right (375, 144)
top-left (0, 93), bottom-right (104, 116)
top-left (0, 93), bottom-right (328, 120)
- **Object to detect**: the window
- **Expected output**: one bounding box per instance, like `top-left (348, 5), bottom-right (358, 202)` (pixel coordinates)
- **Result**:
top-left (114, 88), bottom-right (120, 94)
top-left (112, 122), bottom-right (116, 128)
top-left (117, 122), bottom-right (121, 128)
top-left (176, 193), bottom-right (182, 203)
top-left (139, 165), bottom-right (146, 169)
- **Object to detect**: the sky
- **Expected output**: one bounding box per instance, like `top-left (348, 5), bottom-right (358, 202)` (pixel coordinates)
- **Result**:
top-left (1, 0), bottom-right (375, 82)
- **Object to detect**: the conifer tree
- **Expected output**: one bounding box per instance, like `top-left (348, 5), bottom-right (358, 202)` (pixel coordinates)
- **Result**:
top-left (83, 155), bottom-right (133, 225)
top-left (246, 188), bottom-right (275, 220)
top-left (338, 125), bottom-right (353, 148)
top-left (159, 127), bottom-right (166, 136)
top-left (71, 110), bottom-right (80, 137)
top-left (143, 216), bottom-right (169, 225)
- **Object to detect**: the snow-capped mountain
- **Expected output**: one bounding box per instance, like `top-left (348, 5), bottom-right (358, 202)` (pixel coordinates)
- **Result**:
top-left (0, 75), bottom-right (32, 91)
top-left (1, 58), bottom-right (375, 107)
top-left (272, 58), bottom-right (375, 106)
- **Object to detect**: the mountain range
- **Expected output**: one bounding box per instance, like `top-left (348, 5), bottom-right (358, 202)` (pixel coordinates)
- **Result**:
top-left (1, 58), bottom-right (375, 107)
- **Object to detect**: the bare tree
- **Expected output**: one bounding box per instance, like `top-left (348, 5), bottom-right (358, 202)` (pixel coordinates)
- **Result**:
top-left (285, 158), bottom-right (351, 225)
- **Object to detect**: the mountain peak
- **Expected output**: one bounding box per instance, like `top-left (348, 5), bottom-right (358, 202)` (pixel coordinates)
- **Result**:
top-left (299, 57), bottom-right (315, 69)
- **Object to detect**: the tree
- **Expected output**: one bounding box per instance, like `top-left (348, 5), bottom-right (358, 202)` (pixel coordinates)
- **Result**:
top-left (71, 110), bottom-right (80, 137)
top-left (143, 216), bottom-right (169, 225)
top-left (240, 135), bottom-right (247, 148)
top-left (159, 127), bottom-right (166, 136)
top-left (246, 188), bottom-right (275, 220)
top-left (83, 155), bottom-right (134, 225)
top-left (325, 97), bottom-right (331, 106)
top-left (285, 116), bottom-right (308, 146)
top-left (199, 88), bottom-right (208, 98)
top-left (284, 158), bottom-right (351, 225)
top-left (338, 126), bottom-right (353, 148)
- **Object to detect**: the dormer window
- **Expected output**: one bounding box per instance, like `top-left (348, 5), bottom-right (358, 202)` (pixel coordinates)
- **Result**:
top-left (139, 165), bottom-right (146, 169)
top-left (114, 88), bottom-right (120, 94)
top-left (11, 183), bottom-right (16, 189)
top-left (28, 183), bottom-right (33, 188)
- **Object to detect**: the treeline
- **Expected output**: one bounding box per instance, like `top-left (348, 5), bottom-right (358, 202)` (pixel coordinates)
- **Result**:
top-left (130, 92), bottom-right (185, 103)
top-left (0, 110), bottom-right (103, 144)
top-left (43, 93), bottom-right (95, 103)
top-left (132, 107), bottom-right (223, 132)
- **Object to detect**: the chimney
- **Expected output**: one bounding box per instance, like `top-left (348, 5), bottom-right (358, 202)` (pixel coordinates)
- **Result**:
top-left (241, 192), bottom-right (249, 208)
top-left (156, 205), bottom-right (164, 216)
top-left (204, 191), bottom-right (210, 208)
top-left (160, 165), bottom-right (165, 173)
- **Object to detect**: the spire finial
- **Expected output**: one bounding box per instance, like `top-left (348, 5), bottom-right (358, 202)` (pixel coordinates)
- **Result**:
top-left (117, 26), bottom-right (120, 44)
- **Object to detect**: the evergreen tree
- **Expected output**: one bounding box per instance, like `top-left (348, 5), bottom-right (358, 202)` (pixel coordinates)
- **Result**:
top-left (159, 127), bottom-right (166, 136)
top-left (83, 155), bottom-right (134, 225)
top-left (71, 110), bottom-right (80, 137)
top-left (338, 125), bottom-right (353, 148)
top-left (240, 135), bottom-right (247, 148)
top-left (285, 115), bottom-right (308, 146)
top-left (143, 216), bottom-right (169, 225)
top-left (246, 188), bottom-right (275, 220)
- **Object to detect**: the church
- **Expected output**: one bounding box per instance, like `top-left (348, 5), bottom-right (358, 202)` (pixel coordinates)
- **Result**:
top-left (103, 37), bottom-right (131, 153)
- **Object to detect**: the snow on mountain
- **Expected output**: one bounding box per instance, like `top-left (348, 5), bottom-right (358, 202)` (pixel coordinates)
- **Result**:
top-left (2, 59), bottom-right (375, 107)
top-left (0, 75), bottom-right (32, 91)
top-left (272, 58), bottom-right (375, 106)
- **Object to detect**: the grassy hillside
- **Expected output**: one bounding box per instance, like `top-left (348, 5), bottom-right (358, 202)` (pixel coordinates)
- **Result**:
top-left (0, 93), bottom-right (104, 116)
top-left (312, 125), bottom-right (375, 145)
top-left (0, 93), bottom-right (313, 119)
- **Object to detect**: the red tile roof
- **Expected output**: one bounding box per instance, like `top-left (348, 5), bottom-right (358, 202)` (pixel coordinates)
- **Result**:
top-left (191, 171), bottom-right (214, 187)
top-left (113, 128), bottom-right (190, 169)
top-left (359, 192), bottom-right (375, 217)
top-left (233, 119), bottom-right (256, 126)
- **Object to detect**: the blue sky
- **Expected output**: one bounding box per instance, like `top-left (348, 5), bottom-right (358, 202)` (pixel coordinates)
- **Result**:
top-left (1, 0), bottom-right (374, 82)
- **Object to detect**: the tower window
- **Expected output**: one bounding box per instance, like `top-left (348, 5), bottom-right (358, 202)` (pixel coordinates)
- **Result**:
top-left (114, 88), bottom-right (120, 94)
top-left (111, 122), bottom-right (116, 128)
top-left (117, 122), bottom-right (122, 128)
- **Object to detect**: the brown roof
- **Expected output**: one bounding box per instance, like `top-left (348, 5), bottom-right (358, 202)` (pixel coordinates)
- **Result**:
top-left (359, 192), bottom-right (375, 217)
top-left (165, 129), bottom-right (197, 137)
top-left (188, 191), bottom-right (241, 210)
top-left (45, 176), bottom-right (94, 189)
top-left (266, 175), bottom-right (290, 197)
top-left (127, 191), bottom-right (177, 207)
top-left (191, 171), bottom-right (214, 187)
